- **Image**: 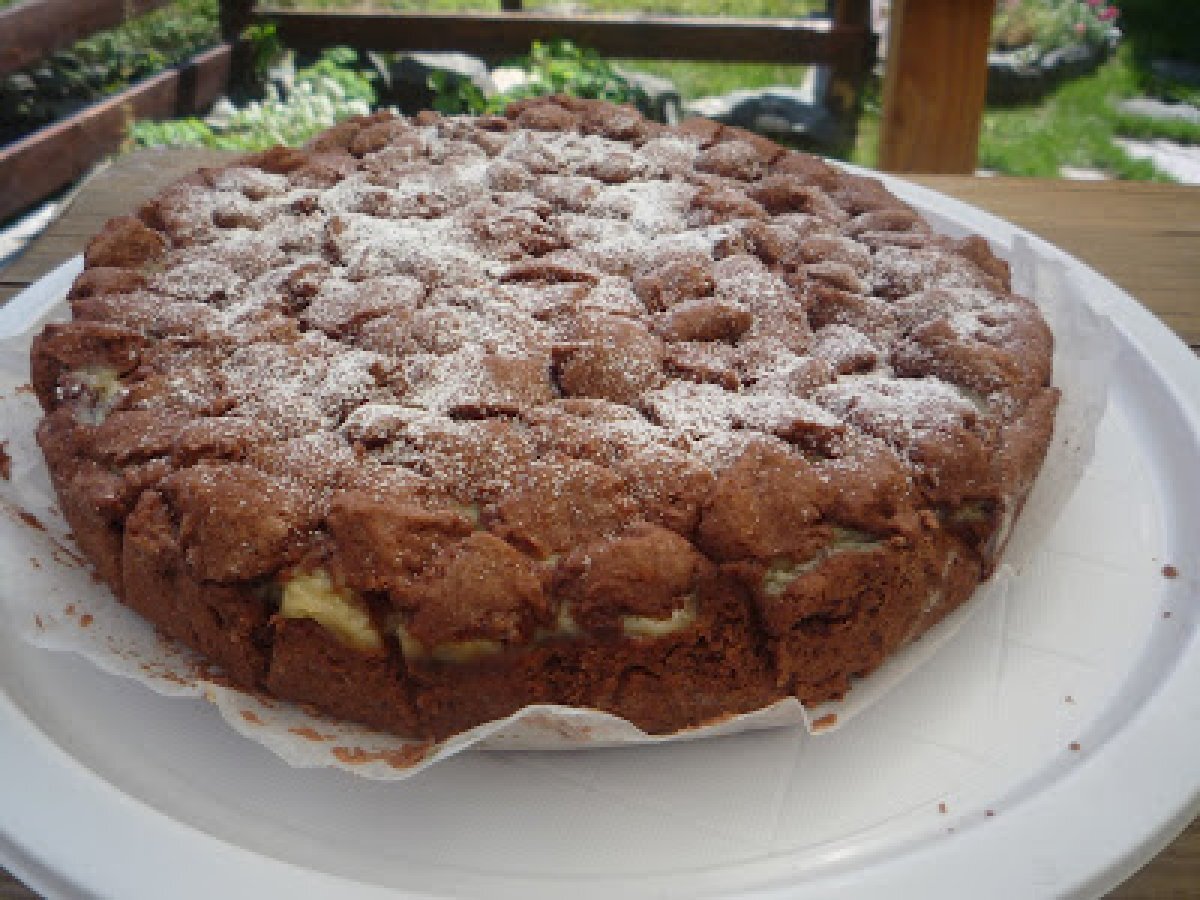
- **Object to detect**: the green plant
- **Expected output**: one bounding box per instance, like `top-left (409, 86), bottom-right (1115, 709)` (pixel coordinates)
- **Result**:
top-left (130, 48), bottom-right (377, 150)
top-left (992, 0), bottom-right (1120, 52)
top-left (0, 0), bottom-right (220, 143)
top-left (428, 39), bottom-right (649, 116)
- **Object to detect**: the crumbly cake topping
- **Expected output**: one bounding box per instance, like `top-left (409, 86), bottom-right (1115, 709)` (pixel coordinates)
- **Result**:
top-left (35, 97), bottom-right (1058, 677)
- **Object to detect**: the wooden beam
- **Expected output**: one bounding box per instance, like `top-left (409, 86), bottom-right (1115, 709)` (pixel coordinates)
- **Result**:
top-left (878, 0), bottom-right (992, 174)
top-left (825, 0), bottom-right (875, 156)
top-left (0, 0), bottom-right (176, 75)
top-left (0, 43), bottom-right (233, 223)
top-left (260, 9), bottom-right (869, 65)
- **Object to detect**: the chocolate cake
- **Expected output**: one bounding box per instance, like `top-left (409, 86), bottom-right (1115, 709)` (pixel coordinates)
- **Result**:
top-left (29, 97), bottom-right (1058, 741)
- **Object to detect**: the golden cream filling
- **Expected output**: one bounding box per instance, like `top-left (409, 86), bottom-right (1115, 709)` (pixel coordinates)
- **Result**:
top-left (763, 529), bottom-right (884, 597)
top-left (763, 557), bottom-right (824, 597)
top-left (534, 600), bottom-right (582, 642)
top-left (75, 365), bottom-right (124, 424)
top-left (622, 595), bottom-right (698, 639)
top-left (453, 501), bottom-right (481, 526)
top-left (279, 569), bottom-right (383, 652)
top-left (394, 623), bottom-right (503, 663)
top-left (951, 501), bottom-right (990, 523)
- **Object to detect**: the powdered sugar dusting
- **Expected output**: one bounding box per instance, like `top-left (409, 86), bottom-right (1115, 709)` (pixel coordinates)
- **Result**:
top-left (79, 104), bottom-right (1044, 524)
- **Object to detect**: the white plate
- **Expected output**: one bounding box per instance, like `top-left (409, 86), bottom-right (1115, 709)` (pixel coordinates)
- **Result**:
top-left (2, 175), bottom-right (1199, 899)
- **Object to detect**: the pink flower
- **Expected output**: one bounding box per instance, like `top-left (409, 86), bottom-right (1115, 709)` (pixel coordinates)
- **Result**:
top-left (1086, 0), bottom-right (1102, 7)
top-left (1099, 6), bottom-right (1118, 20)
top-left (1074, 21), bottom-right (1087, 34)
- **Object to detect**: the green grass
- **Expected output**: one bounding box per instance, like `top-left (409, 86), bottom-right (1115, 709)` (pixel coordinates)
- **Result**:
top-left (975, 46), bottom-right (1165, 178)
top-left (618, 60), bottom-right (811, 99)
top-left (1114, 110), bottom-right (1200, 145)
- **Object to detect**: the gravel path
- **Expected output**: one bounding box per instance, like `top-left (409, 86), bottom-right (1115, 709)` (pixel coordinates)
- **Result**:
top-left (1113, 138), bottom-right (1200, 184)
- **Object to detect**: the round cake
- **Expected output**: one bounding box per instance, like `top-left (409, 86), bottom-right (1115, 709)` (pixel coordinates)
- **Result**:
top-left (30, 96), bottom-right (1058, 740)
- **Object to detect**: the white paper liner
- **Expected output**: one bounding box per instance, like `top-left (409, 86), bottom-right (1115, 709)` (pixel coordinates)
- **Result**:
top-left (0, 212), bottom-right (1117, 780)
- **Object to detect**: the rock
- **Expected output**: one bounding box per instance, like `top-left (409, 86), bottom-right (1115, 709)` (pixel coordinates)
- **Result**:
top-left (380, 52), bottom-right (495, 113)
top-left (987, 41), bottom-right (1111, 105)
top-left (684, 80), bottom-right (838, 146)
top-left (1151, 58), bottom-right (1200, 88)
top-left (613, 66), bottom-right (682, 124)
top-left (490, 66), bottom-right (533, 95)
top-left (1039, 44), bottom-right (1100, 81)
top-left (1114, 138), bottom-right (1200, 185)
top-left (1117, 97), bottom-right (1200, 126)
top-left (1058, 166), bottom-right (1109, 181)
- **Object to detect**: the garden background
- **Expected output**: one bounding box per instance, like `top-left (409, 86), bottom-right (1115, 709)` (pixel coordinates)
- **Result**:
top-left (1, 0), bottom-right (1199, 244)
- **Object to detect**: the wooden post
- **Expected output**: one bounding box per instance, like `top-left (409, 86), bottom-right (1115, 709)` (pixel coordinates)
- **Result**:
top-left (878, 0), bottom-right (992, 173)
top-left (825, 0), bottom-right (873, 159)
top-left (219, 0), bottom-right (255, 89)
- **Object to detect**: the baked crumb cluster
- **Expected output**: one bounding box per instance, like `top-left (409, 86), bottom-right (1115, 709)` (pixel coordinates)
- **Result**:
top-left (30, 97), bottom-right (1059, 739)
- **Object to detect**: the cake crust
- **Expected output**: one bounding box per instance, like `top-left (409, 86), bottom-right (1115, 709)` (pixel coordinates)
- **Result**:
top-left (30, 97), bottom-right (1058, 740)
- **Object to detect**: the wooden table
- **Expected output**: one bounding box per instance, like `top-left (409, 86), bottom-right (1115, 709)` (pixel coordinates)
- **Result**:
top-left (1, 151), bottom-right (1198, 898)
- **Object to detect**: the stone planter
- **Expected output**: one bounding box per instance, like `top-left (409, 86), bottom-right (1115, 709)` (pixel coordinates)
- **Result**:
top-left (987, 37), bottom-right (1117, 105)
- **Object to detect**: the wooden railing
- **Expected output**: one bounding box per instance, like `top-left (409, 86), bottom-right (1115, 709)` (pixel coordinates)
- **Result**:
top-left (0, 0), bottom-right (235, 221)
top-left (0, 0), bottom-right (995, 225)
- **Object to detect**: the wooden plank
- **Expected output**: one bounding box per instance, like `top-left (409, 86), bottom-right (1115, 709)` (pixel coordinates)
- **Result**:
top-left (0, 868), bottom-right (35, 899)
top-left (0, 43), bottom-right (233, 223)
top-left (878, 0), bottom-right (993, 173)
top-left (0, 0), bottom-right (176, 75)
top-left (824, 0), bottom-right (875, 157)
top-left (908, 176), bottom-right (1200, 346)
top-left (0, 148), bottom-right (235, 282)
top-left (261, 9), bottom-right (868, 65)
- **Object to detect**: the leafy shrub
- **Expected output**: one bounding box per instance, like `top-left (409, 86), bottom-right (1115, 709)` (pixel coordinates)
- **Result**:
top-left (131, 48), bottom-right (376, 150)
top-left (0, 0), bottom-right (219, 142)
top-left (992, 0), bottom-right (1120, 52)
top-left (430, 39), bottom-right (648, 115)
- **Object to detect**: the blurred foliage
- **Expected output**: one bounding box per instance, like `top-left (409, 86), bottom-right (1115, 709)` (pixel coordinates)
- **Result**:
top-left (0, 0), bottom-right (220, 143)
top-left (992, 0), bottom-right (1121, 52)
top-left (429, 39), bottom-right (647, 115)
top-left (131, 47), bottom-right (376, 149)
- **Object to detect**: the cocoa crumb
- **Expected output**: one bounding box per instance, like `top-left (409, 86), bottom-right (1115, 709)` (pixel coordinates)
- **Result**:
top-left (240, 709), bottom-right (263, 725)
top-left (288, 726), bottom-right (332, 742)
top-left (1064, 695), bottom-right (1075, 704)
top-left (34, 615), bottom-right (44, 629)
top-left (985, 810), bottom-right (995, 818)
top-left (937, 802), bottom-right (947, 814)
top-left (79, 613), bottom-right (94, 627)
top-left (332, 743), bottom-right (432, 769)
top-left (15, 383), bottom-right (34, 395)
top-left (1068, 741), bottom-right (1081, 752)
top-left (141, 663), bottom-right (191, 687)
top-left (1163, 611), bottom-right (1173, 619)
top-left (65, 603), bottom-right (76, 616)
top-left (29, 557), bottom-right (41, 569)
top-left (16, 509), bottom-right (44, 531)
top-left (0, 441), bottom-right (10, 480)
top-left (811, 712), bottom-right (838, 730)
top-left (1162, 564), bottom-right (1179, 579)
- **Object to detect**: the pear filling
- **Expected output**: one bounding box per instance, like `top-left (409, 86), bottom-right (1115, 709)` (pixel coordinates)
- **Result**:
top-left (951, 501), bottom-right (991, 524)
top-left (394, 623), bottom-right (503, 664)
top-left (763, 528), bottom-right (884, 597)
top-left (72, 365), bottom-right (125, 425)
top-left (279, 569), bottom-right (384, 652)
top-left (622, 595), bottom-right (698, 639)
